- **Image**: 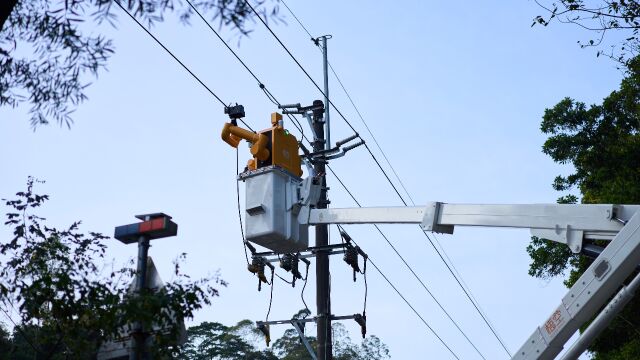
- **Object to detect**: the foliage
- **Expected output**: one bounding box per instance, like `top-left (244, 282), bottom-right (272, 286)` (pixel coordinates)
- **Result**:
top-left (528, 58), bottom-right (640, 358)
top-left (0, 177), bottom-right (224, 358)
top-left (0, 324), bottom-right (10, 359)
top-left (533, 0), bottom-right (640, 63)
top-left (0, 0), bottom-right (280, 128)
top-left (180, 312), bottom-right (390, 360)
top-left (179, 320), bottom-right (277, 360)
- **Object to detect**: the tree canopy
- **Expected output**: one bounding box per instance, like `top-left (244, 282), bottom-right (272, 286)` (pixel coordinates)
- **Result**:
top-left (0, 178), bottom-right (224, 358)
top-left (534, 0), bottom-right (640, 63)
top-left (0, 0), bottom-right (279, 128)
top-left (528, 57), bottom-right (640, 359)
top-left (178, 317), bottom-right (390, 360)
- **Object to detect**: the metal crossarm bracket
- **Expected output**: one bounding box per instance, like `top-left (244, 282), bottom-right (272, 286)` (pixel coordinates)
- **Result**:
top-left (256, 312), bottom-right (365, 358)
top-left (291, 321), bottom-right (317, 360)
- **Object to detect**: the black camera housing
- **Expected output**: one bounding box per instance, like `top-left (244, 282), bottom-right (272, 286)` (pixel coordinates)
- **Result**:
top-left (225, 104), bottom-right (245, 120)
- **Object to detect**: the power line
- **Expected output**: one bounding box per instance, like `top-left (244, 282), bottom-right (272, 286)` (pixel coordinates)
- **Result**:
top-left (246, 0), bottom-right (498, 353)
top-left (170, 0), bottom-right (500, 356)
top-left (341, 233), bottom-right (460, 360)
top-left (280, 0), bottom-right (315, 41)
top-left (243, 0), bottom-right (361, 136)
top-left (114, 1), bottom-right (227, 107)
top-left (183, 0), bottom-right (309, 139)
top-left (328, 166), bottom-right (487, 359)
top-left (281, 0), bottom-right (417, 205)
top-left (0, 307), bottom-right (42, 356)
top-left (116, 2), bottom-right (465, 357)
top-left (272, 2), bottom-right (511, 356)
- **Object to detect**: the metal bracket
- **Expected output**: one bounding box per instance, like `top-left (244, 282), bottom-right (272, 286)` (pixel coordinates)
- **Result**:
top-left (291, 321), bottom-right (317, 360)
top-left (531, 227), bottom-right (584, 253)
top-left (420, 202), bottom-right (454, 234)
top-left (255, 243), bottom-right (349, 263)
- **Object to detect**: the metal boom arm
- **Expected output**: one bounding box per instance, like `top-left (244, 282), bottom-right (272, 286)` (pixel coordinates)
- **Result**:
top-left (301, 202), bottom-right (640, 359)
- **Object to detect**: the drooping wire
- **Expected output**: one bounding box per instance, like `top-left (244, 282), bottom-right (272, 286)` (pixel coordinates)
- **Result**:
top-left (114, 0), bottom-right (227, 107)
top-left (338, 224), bottom-right (368, 316)
top-left (342, 234), bottom-right (460, 360)
top-left (236, 149), bottom-right (250, 265)
top-left (271, 2), bottom-right (510, 355)
top-left (266, 267), bottom-right (275, 321)
top-left (362, 256), bottom-right (368, 316)
top-left (301, 261), bottom-right (311, 315)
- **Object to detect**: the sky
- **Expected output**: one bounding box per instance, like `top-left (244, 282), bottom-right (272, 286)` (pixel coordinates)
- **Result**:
top-left (0, 0), bottom-right (629, 359)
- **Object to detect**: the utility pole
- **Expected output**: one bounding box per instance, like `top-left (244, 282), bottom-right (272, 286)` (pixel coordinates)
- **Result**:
top-left (319, 35), bottom-right (332, 151)
top-left (312, 99), bottom-right (332, 360)
top-left (316, 34), bottom-right (333, 359)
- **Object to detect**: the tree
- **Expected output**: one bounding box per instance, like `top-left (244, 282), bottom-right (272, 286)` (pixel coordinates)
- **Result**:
top-left (0, 177), bottom-right (225, 358)
top-left (533, 0), bottom-right (640, 63)
top-left (271, 321), bottom-right (389, 360)
top-left (180, 312), bottom-right (390, 360)
top-left (527, 57), bottom-right (640, 359)
top-left (0, 0), bottom-right (279, 128)
top-left (179, 320), bottom-right (277, 360)
top-left (0, 324), bottom-right (11, 359)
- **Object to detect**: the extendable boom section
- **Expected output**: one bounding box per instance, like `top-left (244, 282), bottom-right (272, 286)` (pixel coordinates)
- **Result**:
top-left (305, 203), bottom-right (640, 253)
top-left (301, 202), bottom-right (640, 359)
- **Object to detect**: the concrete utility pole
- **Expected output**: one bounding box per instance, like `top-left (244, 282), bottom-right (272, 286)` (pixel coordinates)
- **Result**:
top-left (319, 35), bottom-right (331, 151)
top-left (312, 100), bottom-right (332, 360)
top-left (317, 34), bottom-right (333, 359)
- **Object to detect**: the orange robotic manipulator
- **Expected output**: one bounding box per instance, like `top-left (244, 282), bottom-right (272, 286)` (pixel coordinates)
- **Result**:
top-left (221, 112), bottom-right (303, 178)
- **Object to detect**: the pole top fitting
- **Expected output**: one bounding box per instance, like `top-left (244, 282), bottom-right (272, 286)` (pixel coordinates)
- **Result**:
top-left (315, 34), bottom-right (333, 41)
top-left (135, 212), bottom-right (172, 221)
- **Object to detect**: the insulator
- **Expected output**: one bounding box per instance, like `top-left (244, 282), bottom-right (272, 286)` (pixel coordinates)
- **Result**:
top-left (354, 313), bottom-right (367, 338)
top-left (249, 257), bottom-right (269, 290)
top-left (344, 246), bottom-right (358, 266)
top-left (280, 253), bottom-right (295, 272)
top-left (248, 257), bottom-right (264, 274)
top-left (344, 245), bottom-right (361, 281)
top-left (257, 323), bottom-right (271, 347)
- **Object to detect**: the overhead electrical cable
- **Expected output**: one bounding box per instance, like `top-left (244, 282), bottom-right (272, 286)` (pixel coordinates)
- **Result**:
top-left (114, 1), bottom-right (226, 107)
top-left (328, 166), bottom-right (487, 360)
top-left (114, 1), bottom-right (257, 261)
top-left (253, 0), bottom-right (508, 355)
top-left (184, 0), bottom-right (307, 139)
top-left (0, 306), bottom-right (42, 356)
top-left (270, 2), bottom-right (512, 356)
top-left (118, 0), bottom-right (499, 357)
top-left (341, 233), bottom-right (461, 360)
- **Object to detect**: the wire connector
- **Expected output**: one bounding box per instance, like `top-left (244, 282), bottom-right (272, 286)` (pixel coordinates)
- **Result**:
top-left (248, 256), bottom-right (274, 291)
top-left (279, 253), bottom-right (309, 287)
top-left (341, 229), bottom-right (368, 282)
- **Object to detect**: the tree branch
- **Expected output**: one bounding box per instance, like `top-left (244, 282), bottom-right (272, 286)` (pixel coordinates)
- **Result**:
top-left (0, 0), bottom-right (19, 33)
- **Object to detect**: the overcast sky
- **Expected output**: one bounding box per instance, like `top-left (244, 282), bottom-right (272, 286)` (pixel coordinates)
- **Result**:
top-left (0, 1), bottom-right (626, 359)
